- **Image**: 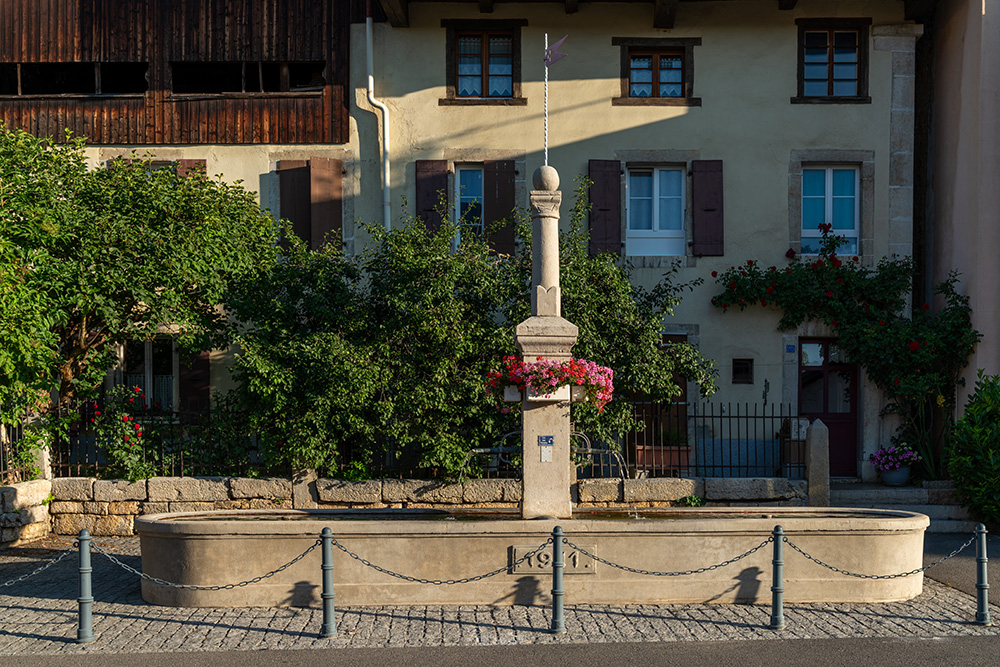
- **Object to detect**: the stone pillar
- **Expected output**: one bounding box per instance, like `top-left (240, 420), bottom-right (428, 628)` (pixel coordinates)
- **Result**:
top-left (516, 166), bottom-right (578, 519)
top-left (805, 419), bottom-right (830, 507)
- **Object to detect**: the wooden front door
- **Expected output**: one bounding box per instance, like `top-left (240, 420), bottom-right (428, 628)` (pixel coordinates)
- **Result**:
top-left (798, 339), bottom-right (859, 477)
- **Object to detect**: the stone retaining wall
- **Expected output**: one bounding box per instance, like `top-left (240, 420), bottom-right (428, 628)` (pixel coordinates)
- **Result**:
top-left (29, 475), bottom-right (812, 537)
top-left (0, 479), bottom-right (52, 547)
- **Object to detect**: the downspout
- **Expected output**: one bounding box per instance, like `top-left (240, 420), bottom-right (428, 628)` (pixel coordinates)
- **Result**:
top-left (366, 0), bottom-right (391, 230)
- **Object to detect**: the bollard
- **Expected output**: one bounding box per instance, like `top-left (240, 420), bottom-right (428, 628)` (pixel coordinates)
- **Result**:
top-left (976, 523), bottom-right (991, 626)
top-left (77, 529), bottom-right (95, 644)
top-left (770, 525), bottom-right (785, 630)
top-left (550, 526), bottom-right (566, 634)
top-left (319, 528), bottom-right (337, 638)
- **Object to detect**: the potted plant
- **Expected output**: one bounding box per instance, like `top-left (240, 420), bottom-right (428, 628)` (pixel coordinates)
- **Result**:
top-left (868, 442), bottom-right (920, 486)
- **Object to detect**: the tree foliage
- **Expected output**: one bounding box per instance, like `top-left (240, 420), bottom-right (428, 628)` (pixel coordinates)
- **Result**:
top-left (228, 180), bottom-right (716, 476)
top-left (0, 124), bottom-right (279, 420)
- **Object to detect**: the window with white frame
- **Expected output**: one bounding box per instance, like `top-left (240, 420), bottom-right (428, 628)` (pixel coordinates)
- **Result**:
top-left (122, 338), bottom-right (176, 411)
top-left (626, 166), bottom-right (686, 256)
top-left (454, 165), bottom-right (484, 247)
top-left (801, 166), bottom-right (859, 254)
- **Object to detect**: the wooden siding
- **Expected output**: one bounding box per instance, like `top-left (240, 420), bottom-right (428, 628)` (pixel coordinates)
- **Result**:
top-left (0, 0), bottom-right (351, 144)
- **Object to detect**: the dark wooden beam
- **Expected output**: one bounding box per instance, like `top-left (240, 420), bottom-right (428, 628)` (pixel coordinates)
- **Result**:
top-left (479, 0), bottom-right (494, 13)
top-left (376, 0), bottom-right (409, 28)
top-left (778, 0), bottom-right (798, 10)
top-left (652, 0), bottom-right (678, 29)
top-left (904, 0), bottom-right (938, 21)
top-left (565, 0), bottom-right (579, 14)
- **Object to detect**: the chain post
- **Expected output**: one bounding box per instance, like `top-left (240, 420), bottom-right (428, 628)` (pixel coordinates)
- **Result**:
top-left (976, 524), bottom-right (991, 625)
top-left (319, 528), bottom-right (338, 638)
top-left (770, 525), bottom-right (785, 630)
top-left (551, 526), bottom-right (566, 634)
top-left (77, 529), bottom-right (95, 644)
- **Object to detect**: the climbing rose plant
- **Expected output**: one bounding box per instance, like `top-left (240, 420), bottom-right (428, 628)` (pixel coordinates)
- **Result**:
top-left (710, 227), bottom-right (980, 479)
top-left (485, 356), bottom-right (614, 412)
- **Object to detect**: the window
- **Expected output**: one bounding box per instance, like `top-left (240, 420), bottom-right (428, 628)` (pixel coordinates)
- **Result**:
top-left (612, 38), bottom-right (701, 107)
top-left (0, 62), bottom-right (148, 96)
top-left (626, 167), bottom-right (686, 256)
top-left (732, 359), bottom-right (754, 384)
top-left (801, 166), bottom-right (859, 254)
top-left (171, 62), bottom-right (325, 95)
top-left (793, 19), bottom-right (871, 104)
top-left (454, 165), bottom-right (484, 247)
top-left (441, 20), bottom-right (526, 105)
top-left (123, 339), bottom-right (176, 411)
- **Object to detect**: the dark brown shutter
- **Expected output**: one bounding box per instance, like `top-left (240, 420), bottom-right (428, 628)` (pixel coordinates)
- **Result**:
top-left (309, 157), bottom-right (343, 249)
top-left (175, 159), bottom-right (207, 179)
top-left (588, 159), bottom-right (622, 255)
top-left (178, 351), bottom-right (211, 416)
top-left (415, 159), bottom-right (449, 230)
top-left (691, 160), bottom-right (724, 256)
top-left (277, 160), bottom-right (311, 244)
top-left (484, 159), bottom-right (516, 255)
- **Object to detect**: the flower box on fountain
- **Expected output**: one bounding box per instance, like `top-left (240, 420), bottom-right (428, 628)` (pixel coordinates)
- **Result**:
top-left (487, 356), bottom-right (613, 409)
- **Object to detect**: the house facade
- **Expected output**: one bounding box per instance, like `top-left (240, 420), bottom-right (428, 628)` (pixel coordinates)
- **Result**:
top-left (3, 0), bottom-right (938, 481)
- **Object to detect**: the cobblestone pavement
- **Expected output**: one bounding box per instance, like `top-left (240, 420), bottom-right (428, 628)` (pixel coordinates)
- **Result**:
top-left (1, 536), bottom-right (999, 655)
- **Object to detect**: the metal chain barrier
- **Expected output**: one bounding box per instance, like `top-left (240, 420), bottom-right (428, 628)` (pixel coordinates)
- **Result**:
top-left (90, 539), bottom-right (322, 590)
top-left (782, 533), bottom-right (976, 580)
top-left (331, 537), bottom-right (553, 585)
top-left (0, 543), bottom-right (78, 588)
top-left (561, 535), bottom-right (774, 577)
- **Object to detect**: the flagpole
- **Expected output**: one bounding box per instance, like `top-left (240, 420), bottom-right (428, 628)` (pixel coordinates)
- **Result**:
top-left (544, 32), bottom-right (549, 167)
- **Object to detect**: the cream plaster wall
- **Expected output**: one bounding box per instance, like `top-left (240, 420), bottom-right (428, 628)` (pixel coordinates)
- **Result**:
top-left (932, 0), bottom-right (1000, 409)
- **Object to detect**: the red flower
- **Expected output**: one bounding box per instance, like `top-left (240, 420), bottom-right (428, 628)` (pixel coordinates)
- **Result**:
top-left (766, 287), bottom-right (774, 294)
top-left (836, 277), bottom-right (844, 284)
top-left (729, 281), bottom-right (737, 289)
top-left (826, 291), bottom-right (834, 298)
top-left (852, 256), bottom-right (859, 262)
top-left (122, 416), bottom-right (129, 422)
top-left (769, 266), bottom-right (777, 272)
top-left (908, 341), bottom-right (921, 352)
top-left (711, 298), bottom-right (717, 305)
top-left (134, 386), bottom-right (142, 392)
top-left (894, 377), bottom-right (901, 385)
top-left (722, 303), bottom-right (729, 308)
top-left (739, 299), bottom-right (745, 305)
top-left (137, 432), bottom-right (142, 437)
top-left (124, 436), bottom-right (129, 442)
top-left (831, 320), bottom-right (839, 327)
top-left (711, 271), bottom-right (718, 277)
top-left (864, 305), bottom-right (870, 313)
top-left (818, 222), bottom-right (833, 233)
top-left (785, 268), bottom-right (793, 274)
top-left (761, 299), bottom-right (768, 307)
top-left (140, 394), bottom-right (145, 399)
top-left (89, 418), bottom-right (95, 423)
top-left (922, 303), bottom-right (930, 310)
top-left (127, 398), bottom-right (134, 403)
top-left (785, 248), bottom-right (796, 259)
top-left (746, 260), bottom-right (754, 266)
top-left (95, 411), bottom-right (101, 416)
top-left (878, 320), bottom-right (885, 326)
top-left (831, 259), bottom-right (842, 268)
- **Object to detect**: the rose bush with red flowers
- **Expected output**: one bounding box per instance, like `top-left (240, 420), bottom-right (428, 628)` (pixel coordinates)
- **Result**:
top-left (710, 225), bottom-right (980, 478)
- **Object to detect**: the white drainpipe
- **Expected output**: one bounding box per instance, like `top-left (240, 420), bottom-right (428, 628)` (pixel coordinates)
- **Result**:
top-left (366, 1), bottom-right (391, 230)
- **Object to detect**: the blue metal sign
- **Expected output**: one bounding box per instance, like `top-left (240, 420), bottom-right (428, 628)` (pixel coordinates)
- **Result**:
top-left (538, 435), bottom-right (554, 447)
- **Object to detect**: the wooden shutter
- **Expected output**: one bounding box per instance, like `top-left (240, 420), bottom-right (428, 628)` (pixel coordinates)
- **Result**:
top-left (178, 350), bottom-right (211, 416)
top-left (484, 159), bottom-right (516, 255)
top-left (588, 159), bottom-right (622, 255)
top-left (175, 159), bottom-right (207, 179)
top-left (277, 158), bottom-right (342, 249)
top-left (277, 160), bottom-right (311, 243)
top-left (691, 160), bottom-right (724, 256)
top-left (415, 159), bottom-right (449, 230)
top-left (310, 157), bottom-right (343, 249)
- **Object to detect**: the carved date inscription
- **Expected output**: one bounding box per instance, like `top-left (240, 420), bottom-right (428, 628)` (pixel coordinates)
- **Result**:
top-left (512, 545), bottom-right (596, 574)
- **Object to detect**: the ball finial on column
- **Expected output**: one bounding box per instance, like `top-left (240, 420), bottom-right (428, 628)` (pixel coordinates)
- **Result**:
top-left (533, 165), bottom-right (560, 192)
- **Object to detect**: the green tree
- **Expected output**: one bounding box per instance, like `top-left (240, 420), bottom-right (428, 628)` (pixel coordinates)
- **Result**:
top-left (0, 125), bottom-right (279, 419)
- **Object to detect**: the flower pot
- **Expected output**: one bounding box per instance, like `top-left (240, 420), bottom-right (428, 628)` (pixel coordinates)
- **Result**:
top-left (881, 465), bottom-right (910, 487)
top-left (526, 385), bottom-right (570, 402)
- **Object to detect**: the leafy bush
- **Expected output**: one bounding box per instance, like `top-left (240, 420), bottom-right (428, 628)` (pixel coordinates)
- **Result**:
top-left (947, 371), bottom-right (1000, 524)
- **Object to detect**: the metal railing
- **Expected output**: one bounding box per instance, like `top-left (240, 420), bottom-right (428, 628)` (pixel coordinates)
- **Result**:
top-left (1, 421), bottom-right (33, 485)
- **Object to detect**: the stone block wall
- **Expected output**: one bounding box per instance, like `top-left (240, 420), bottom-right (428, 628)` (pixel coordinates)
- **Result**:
top-left (577, 477), bottom-right (808, 507)
top-left (0, 479), bottom-right (52, 547)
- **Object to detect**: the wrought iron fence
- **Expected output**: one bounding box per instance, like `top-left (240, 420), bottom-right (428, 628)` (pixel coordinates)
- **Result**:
top-left (1, 421), bottom-right (33, 485)
top-left (579, 401), bottom-right (804, 480)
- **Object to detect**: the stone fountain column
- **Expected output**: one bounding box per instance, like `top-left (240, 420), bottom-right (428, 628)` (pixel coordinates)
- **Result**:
top-left (516, 166), bottom-right (578, 519)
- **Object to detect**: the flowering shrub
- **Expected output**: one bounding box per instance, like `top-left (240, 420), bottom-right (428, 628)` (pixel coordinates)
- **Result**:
top-left (485, 356), bottom-right (614, 412)
top-left (93, 385), bottom-right (155, 481)
top-left (868, 442), bottom-right (920, 473)
top-left (711, 226), bottom-right (980, 479)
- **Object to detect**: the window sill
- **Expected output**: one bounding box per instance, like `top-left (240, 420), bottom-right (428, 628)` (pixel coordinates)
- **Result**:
top-left (790, 95), bottom-right (871, 105)
top-left (168, 92), bottom-right (323, 101)
top-left (439, 97), bottom-right (528, 106)
top-left (612, 97), bottom-right (702, 107)
top-left (0, 93), bottom-right (147, 99)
